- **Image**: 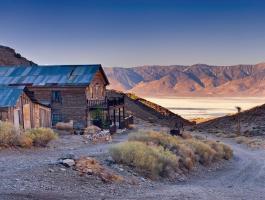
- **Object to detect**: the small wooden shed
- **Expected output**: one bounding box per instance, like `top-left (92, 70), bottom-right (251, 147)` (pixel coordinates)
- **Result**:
top-left (0, 86), bottom-right (51, 129)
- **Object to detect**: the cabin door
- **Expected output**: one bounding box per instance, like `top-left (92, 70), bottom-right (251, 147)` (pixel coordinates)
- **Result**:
top-left (23, 104), bottom-right (31, 129)
top-left (13, 109), bottom-right (20, 129)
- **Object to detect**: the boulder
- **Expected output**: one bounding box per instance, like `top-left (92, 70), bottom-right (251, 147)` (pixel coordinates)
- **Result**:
top-left (62, 159), bottom-right (75, 167)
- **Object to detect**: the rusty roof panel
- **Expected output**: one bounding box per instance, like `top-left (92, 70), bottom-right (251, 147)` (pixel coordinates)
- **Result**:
top-left (0, 65), bottom-right (102, 86)
top-left (0, 86), bottom-right (25, 107)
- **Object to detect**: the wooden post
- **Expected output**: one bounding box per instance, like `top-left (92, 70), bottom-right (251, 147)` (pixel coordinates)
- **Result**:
top-left (113, 109), bottom-right (116, 126)
top-left (123, 106), bottom-right (125, 119)
top-left (118, 107), bottom-right (121, 128)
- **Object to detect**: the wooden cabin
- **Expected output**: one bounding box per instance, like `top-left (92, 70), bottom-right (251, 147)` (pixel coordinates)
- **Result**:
top-left (0, 86), bottom-right (51, 129)
top-left (0, 65), bottom-right (126, 130)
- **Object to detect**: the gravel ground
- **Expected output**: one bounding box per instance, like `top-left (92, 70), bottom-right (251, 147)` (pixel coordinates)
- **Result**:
top-left (0, 124), bottom-right (265, 200)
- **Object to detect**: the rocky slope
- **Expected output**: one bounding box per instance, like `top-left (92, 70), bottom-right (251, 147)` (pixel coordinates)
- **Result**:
top-left (107, 90), bottom-right (193, 127)
top-left (105, 63), bottom-right (265, 97)
top-left (0, 45), bottom-right (36, 66)
top-left (197, 103), bottom-right (265, 136)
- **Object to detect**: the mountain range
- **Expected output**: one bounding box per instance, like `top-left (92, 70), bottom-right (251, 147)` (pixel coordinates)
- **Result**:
top-left (1, 45), bottom-right (265, 97)
top-left (104, 63), bottom-right (265, 97)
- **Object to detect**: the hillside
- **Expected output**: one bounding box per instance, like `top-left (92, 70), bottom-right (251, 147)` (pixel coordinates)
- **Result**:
top-left (107, 90), bottom-right (193, 127)
top-left (0, 45), bottom-right (36, 66)
top-left (197, 104), bottom-right (265, 136)
top-left (105, 63), bottom-right (265, 97)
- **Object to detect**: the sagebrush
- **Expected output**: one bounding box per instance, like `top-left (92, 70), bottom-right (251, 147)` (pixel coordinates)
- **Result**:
top-left (110, 141), bottom-right (178, 179)
top-left (25, 128), bottom-right (57, 147)
top-left (111, 131), bottom-right (233, 178)
top-left (0, 121), bottom-right (57, 148)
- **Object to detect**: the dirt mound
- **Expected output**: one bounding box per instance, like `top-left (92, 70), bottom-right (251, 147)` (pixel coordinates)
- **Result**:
top-left (75, 157), bottom-right (123, 183)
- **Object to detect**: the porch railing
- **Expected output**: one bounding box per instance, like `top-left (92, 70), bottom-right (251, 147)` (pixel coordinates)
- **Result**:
top-left (87, 97), bottom-right (124, 108)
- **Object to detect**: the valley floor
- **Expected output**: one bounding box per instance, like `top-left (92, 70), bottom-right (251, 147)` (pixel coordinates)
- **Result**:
top-left (0, 121), bottom-right (265, 200)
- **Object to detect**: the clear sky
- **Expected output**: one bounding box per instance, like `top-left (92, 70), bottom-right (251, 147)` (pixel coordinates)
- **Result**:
top-left (0, 0), bottom-right (265, 67)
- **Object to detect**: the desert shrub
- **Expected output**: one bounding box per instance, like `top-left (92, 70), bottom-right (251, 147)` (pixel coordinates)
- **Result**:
top-left (16, 134), bottom-right (33, 148)
top-left (26, 128), bottom-right (57, 147)
top-left (110, 141), bottom-right (179, 179)
top-left (205, 141), bottom-right (233, 160)
top-left (129, 131), bottom-right (179, 149)
top-left (170, 143), bottom-right (195, 170)
top-left (182, 139), bottom-right (216, 165)
top-left (129, 131), bottom-right (197, 169)
top-left (181, 132), bottom-right (193, 139)
top-left (0, 121), bottom-right (18, 147)
top-left (112, 131), bottom-right (233, 178)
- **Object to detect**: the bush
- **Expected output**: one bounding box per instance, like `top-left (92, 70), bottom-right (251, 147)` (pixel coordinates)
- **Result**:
top-left (182, 139), bottom-right (216, 165)
top-left (0, 121), bottom-right (18, 147)
top-left (0, 122), bottom-right (57, 149)
top-left (205, 140), bottom-right (233, 160)
top-left (25, 128), bottom-right (57, 147)
top-left (110, 141), bottom-right (179, 179)
top-left (129, 131), bottom-right (196, 169)
top-left (16, 134), bottom-right (33, 148)
top-left (128, 131), bottom-right (233, 168)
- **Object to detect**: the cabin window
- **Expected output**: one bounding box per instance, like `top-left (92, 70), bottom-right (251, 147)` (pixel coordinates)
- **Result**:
top-left (95, 84), bottom-right (100, 97)
top-left (51, 91), bottom-right (62, 103)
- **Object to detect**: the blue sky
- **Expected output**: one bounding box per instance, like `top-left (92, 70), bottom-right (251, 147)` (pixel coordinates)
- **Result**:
top-left (0, 0), bottom-right (265, 67)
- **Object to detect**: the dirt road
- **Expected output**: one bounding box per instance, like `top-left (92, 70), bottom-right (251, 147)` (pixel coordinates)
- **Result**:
top-left (0, 131), bottom-right (264, 200)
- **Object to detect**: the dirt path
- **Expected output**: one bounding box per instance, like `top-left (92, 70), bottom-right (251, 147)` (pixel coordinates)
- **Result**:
top-left (0, 130), bottom-right (264, 200)
top-left (136, 138), bottom-right (265, 200)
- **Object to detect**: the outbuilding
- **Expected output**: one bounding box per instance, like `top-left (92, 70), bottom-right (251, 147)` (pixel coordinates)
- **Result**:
top-left (0, 86), bottom-right (51, 129)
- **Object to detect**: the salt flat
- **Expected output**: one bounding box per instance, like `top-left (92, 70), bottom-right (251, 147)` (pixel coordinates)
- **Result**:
top-left (145, 97), bottom-right (265, 119)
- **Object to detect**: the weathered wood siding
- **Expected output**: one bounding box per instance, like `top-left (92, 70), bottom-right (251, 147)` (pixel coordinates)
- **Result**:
top-left (0, 92), bottom-right (51, 129)
top-left (28, 87), bottom-right (87, 128)
top-left (27, 71), bottom-right (108, 128)
top-left (86, 71), bottom-right (107, 100)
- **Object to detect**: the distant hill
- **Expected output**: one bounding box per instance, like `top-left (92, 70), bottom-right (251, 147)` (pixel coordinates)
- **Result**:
top-left (104, 63), bottom-right (265, 97)
top-left (197, 103), bottom-right (265, 136)
top-left (0, 45), bottom-right (36, 66)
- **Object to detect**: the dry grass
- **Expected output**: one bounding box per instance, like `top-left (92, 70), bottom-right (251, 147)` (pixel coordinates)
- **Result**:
top-left (0, 122), bottom-right (56, 149)
top-left (110, 141), bottom-right (179, 179)
top-left (0, 121), bottom-right (18, 147)
top-left (16, 134), bottom-right (33, 148)
top-left (111, 131), bottom-right (233, 178)
top-left (25, 128), bottom-right (57, 147)
top-left (235, 136), bottom-right (265, 149)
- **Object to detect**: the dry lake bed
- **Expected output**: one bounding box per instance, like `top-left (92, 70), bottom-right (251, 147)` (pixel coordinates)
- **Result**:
top-left (145, 97), bottom-right (265, 119)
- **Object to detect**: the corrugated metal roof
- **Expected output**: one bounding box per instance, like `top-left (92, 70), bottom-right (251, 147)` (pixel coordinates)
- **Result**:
top-left (0, 86), bottom-right (25, 107)
top-left (0, 65), bottom-right (103, 86)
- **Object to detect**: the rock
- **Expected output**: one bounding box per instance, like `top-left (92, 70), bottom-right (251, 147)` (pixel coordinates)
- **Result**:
top-left (84, 125), bottom-right (101, 135)
top-left (48, 168), bottom-right (54, 173)
top-left (140, 177), bottom-right (146, 182)
top-left (118, 167), bottom-right (124, 172)
top-left (62, 159), bottom-right (75, 167)
top-left (75, 157), bottom-right (123, 183)
top-left (105, 156), bottom-right (115, 165)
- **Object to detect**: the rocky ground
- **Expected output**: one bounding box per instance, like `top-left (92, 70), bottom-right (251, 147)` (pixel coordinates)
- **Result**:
top-left (0, 120), bottom-right (265, 200)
